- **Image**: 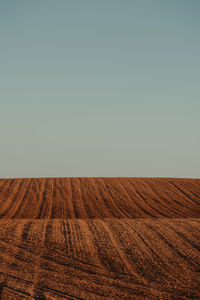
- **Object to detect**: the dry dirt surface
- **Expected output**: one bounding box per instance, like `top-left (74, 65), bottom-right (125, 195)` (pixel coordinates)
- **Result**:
top-left (0, 177), bottom-right (199, 299)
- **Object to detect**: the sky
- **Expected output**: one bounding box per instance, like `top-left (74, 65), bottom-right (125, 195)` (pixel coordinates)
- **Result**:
top-left (0, 0), bottom-right (199, 178)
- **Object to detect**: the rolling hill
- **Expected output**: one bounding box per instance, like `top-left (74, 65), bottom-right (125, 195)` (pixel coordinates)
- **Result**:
top-left (0, 177), bottom-right (199, 299)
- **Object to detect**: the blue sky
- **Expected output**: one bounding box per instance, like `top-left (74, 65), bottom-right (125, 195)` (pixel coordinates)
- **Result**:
top-left (0, 0), bottom-right (199, 178)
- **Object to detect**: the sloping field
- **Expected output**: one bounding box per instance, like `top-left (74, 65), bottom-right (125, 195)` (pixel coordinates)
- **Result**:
top-left (0, 177), bottom-right (200, 219)
top-left (0, 178), bottom-right (199, 299)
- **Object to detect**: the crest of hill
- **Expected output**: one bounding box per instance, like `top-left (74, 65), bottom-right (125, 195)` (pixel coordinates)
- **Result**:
top-left (0, 177), bottom-right (199, 219)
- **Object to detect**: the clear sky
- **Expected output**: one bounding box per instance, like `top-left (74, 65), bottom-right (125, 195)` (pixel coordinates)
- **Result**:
top-left (0, 0), bottom-right (199, 178)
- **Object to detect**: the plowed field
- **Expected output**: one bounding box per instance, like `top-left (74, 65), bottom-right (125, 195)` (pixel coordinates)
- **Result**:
top-left (0, 177), bottom-right (199, 299)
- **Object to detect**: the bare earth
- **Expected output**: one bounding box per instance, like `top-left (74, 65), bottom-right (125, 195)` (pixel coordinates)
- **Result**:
top-left (0, 177), bottom-right (199, 299)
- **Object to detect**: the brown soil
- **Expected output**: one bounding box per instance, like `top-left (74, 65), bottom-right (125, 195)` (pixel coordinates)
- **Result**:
top-left (0, 177), bottom-right (199, 299)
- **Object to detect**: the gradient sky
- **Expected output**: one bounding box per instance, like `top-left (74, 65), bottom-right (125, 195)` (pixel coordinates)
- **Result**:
top-left (0, 0), bottom-right (199, 178)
